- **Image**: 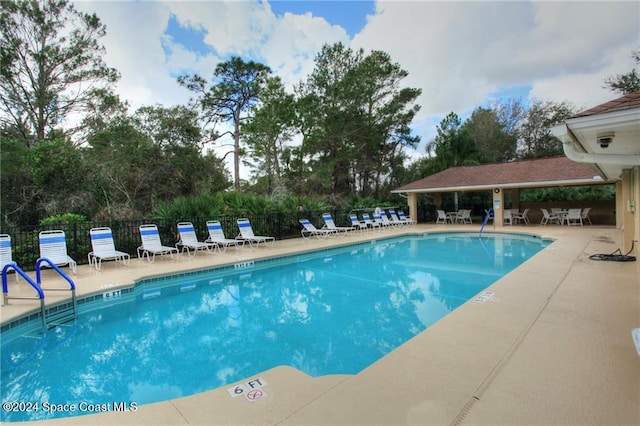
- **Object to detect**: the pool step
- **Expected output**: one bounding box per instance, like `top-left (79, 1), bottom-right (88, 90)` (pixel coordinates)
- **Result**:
top-left (44, 303), bottom-right (76, 329)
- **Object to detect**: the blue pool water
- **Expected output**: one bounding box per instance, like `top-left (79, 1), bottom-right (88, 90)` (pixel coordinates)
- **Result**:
top-left (0, 232), bottom-right (550, 421)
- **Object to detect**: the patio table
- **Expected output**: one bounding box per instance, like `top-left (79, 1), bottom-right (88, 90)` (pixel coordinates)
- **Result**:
top-left (550, 209), bottom-right (567, 225)
top-left (446, 211), bottom-right (461, 223)
top-left (557, 210), bottom-right (569, 225)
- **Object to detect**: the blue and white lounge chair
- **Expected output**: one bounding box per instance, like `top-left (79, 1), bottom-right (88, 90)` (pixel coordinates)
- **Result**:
top-left (88, 227), bottom-right (130, 270)
top-left (379, 211), bottom-right (396, 227)
top-left (0, 234), bottom-right (18, 281)
top-left (236, 218), bottom-right (275, 248)
top-left (388, 210), bottom-right (407, 227)
top-left (137, 224), bottom-right (179, 262)
top-left (398, 210), bottom-right (416, 226)
top-left (206, 221), bottom-right (244, 252)
top-left (176, 222), bottom-right (217, 256)
top-left (373, 213), bottom-right (389, 228)
top-left (321, 213), bottom-right (354, 234)
top-left (299, 219), bottom-right (338, 239)
top-left (349, 214), bottom-right (368, 232)
top-left (361, 213), bottom-right (381, 230)
top-left (38, 230), bottom-right (77, 273)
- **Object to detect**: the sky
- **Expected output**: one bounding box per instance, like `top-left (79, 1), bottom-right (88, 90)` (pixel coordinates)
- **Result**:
top-left (71, 0), bottom-right (639, 174)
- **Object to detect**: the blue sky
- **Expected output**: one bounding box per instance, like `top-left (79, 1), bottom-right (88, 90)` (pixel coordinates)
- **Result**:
top-left (164, 14), bottom-right (211, 57)
top-left (269, 1), bottom-right (375, 37)
top-left (73, 0), bottom-right (639, 170)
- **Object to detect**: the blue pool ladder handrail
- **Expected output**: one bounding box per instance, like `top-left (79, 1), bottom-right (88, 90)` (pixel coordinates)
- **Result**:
top-left (2, 259), bottom-right (77, 331)
top-left (2, 262), bottom-right (47, 330)
top-left (479, 209), bottom-right (494, 235)
top-left (36, 258), bottom-right (78, 329)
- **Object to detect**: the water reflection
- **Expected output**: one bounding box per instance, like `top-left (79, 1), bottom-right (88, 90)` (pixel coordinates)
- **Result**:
top-left (1, 233), bottom-right (548, 421)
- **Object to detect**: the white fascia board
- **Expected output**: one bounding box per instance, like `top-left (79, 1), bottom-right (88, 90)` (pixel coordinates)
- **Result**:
top-left (391, 177), bottom-right (613, 194)
top-left (550, 123), bottom-right (571, 141)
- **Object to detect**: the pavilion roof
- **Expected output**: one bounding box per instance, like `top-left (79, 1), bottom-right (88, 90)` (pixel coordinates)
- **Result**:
top-left (393, 156), bottom-right (606, 193)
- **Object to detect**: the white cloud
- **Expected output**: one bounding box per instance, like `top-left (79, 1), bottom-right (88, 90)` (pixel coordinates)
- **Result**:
top-left (524, 2), bottom-right (639, 110)
top-left (166, 1), bottom-right (348, 90)
top-left (171, 1), bottom-right (272, 56)
top-left (72, 1), bottom-right (194, 109)
top-left (353, 2), bottom-right (528, 117)
top-left (260, 11), bottom-right (349, 90)
top-left (72, 1), bottom-right (349, 107)
top-left (70, 0), bottom-right (639, 169)
top-left (351, 0), bottom-right (639, 151)
top-left (528, 43), bottom-right (638, 110)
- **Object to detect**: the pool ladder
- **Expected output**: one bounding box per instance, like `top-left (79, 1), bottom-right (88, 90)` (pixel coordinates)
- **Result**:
top-left (479, 209), bottom-right (494, 235)
top-left (2, 258), bottom-right (77, 331)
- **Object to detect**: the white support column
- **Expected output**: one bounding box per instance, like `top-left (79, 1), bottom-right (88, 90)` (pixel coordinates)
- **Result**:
top-left (407, 193), bottom-right (418, 224)
top-left (492, 188), bottom-right (504, 227)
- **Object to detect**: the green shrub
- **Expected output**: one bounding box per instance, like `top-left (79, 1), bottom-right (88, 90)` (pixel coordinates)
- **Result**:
top-left (40, 213), bottom-right (87, 226)
top-left (149, 190), bottom-right (406, 225)
top-left (520, 185), bottom-right (615, 202)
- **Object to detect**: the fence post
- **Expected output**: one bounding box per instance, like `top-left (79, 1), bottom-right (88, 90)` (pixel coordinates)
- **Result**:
top-left (72, 222), bottom-right (78, 261)
top-left (277, 212), bottom-right (283, 240)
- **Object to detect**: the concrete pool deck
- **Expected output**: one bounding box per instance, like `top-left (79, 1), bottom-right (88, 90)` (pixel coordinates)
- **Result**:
top-left (1, 224), bottom-right (639, 425)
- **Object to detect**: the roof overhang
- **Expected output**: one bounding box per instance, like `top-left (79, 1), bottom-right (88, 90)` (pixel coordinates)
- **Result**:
top-left (551, 108), bottom-right (640, 180)
top-left (392, 177), bottom-right (606, 194)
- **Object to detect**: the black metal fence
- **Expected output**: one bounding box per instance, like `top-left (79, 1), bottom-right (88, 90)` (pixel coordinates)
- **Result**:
top-left (1, 209), bottom-right (392, 271)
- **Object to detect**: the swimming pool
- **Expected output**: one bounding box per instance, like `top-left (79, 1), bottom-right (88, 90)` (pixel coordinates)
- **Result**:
top-left (0, 232), bottom-right (551, 421)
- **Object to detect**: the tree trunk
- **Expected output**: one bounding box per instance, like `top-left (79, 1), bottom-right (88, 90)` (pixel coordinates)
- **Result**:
top-left (234, 112), bottom-right (241, 190)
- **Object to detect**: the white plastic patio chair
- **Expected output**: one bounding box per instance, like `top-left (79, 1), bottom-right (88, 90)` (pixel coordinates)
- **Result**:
top-left (0, 234), bottom-right (18, 281)
top-left (137, 224), bottom-right (179, 262)
top-left (206, 221), bottom-right (244, 252)
top-left (540, 209), bottom-right (560, 225)
top-left (551, 208), bottom-right (564, 223)
top-left (176, 222), bottom-right (217, 256)
top-left (566, 209), bottom-right (583, 226)
top-left (236, 218), bottom-right (275, 248)
top-left (38, 230), bottom-right (77, 274)
top-left (299, 219), bottom-right (338, 239)
top-left (512, 209), bottom-right (530, 225)
top-left (504, 210), bottom-right (513, 225)
top-left (459, 209), bottom-right (472, 224)
top-left (436, 210), bottom-right (448, 224)
top-left (88, 227), bottom-right (130, 270)
top-left (581, 207), bottom-right (592, 225)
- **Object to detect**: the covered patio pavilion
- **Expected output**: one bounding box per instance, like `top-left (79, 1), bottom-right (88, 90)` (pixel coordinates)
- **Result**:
top-left (391, 156), bottom-right (613, 226)
top-left (394, 90), bottom-right (640, 257)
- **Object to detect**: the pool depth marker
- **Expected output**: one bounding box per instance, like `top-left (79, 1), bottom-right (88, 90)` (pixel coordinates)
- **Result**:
top-left (227, 377), bottom-right (268, 402)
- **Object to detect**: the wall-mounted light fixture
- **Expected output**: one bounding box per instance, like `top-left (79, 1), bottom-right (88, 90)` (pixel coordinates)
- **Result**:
top-left (596, 132), bottom-right (615, 149)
